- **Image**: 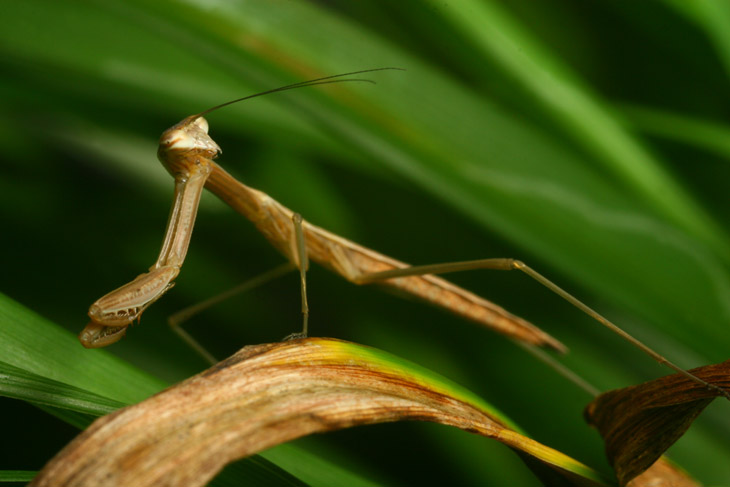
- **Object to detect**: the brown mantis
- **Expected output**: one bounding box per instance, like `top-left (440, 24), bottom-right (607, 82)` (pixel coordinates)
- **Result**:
top-left (79, 68), bottom-right (729, 400)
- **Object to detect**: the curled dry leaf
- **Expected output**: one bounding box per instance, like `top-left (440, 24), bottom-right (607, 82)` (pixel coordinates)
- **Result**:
top-left (585, 360), bottom-right (730, 486)
top-left (31, 338), bottom-right (605, 487)
top-left (626, 457), bottom-right (698, 487)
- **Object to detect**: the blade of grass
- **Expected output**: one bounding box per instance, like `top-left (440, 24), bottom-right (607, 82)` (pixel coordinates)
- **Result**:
top-left (0, 360), bottom-right (124, 416)
top-left (422, 0), bottom-right (730, 258)
top-left (0, 471), bottom-right (37, 483)
top-left (0, 292), bottom-right (165, 403)
top-left (664, 0), bottom-right (730, 79)
top-left (618, 103), bottom-right (730, 159)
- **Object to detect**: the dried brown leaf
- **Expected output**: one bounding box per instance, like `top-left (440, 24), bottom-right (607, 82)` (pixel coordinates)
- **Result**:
top-left (626, 457), bottom-right (699, 487)
top-left (584, 360), bottom-right (730, 485)
top-left (31, 338), bottom-right (605, 486)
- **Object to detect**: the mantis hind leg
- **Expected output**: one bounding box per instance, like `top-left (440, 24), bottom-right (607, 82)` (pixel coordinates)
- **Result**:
top-left (356, 258), bottom-right (730, 400)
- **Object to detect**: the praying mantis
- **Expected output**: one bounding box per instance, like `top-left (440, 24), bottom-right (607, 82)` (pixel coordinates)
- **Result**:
top-left (79, 68), bottom-right (728, 400)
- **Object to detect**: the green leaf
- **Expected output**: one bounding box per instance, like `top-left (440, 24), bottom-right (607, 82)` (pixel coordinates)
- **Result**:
top-left (0, 471), bottom-right (37, 483)
top-left (422, 0), bottom-right (729, 256)
top-left (0, 293), bottom-right (165, 404)
top-left (0, 360), bottom-right (124, 416)
top-left (618, 103), bottom-right (730, 160)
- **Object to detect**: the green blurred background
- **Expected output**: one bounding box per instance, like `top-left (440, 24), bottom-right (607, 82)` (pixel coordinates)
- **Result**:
top-left (2, 0), bottom-right (730, 485)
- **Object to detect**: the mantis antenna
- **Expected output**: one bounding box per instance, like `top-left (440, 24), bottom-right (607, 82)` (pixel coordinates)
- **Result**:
top-left (193, 67), bottom-right (405, 120)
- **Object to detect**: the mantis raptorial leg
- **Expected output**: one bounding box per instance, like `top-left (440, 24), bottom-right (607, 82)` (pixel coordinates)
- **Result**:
top-left (79, 68), bottom-right (729, 400)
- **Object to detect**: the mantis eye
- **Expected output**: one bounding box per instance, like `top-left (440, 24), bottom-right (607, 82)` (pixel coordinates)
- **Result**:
top-left (193, 117), bottom-right (209, 134)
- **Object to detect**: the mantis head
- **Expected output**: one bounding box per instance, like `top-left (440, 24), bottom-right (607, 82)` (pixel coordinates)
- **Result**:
top-left (157, 115), bottom-right (221, 177)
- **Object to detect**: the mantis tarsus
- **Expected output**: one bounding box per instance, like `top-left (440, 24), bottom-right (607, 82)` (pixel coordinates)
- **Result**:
top-left (79, 68), bottom-right (729, 400)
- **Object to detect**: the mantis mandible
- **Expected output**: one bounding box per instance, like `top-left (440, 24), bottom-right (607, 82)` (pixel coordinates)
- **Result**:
top-left (79, 68), bottom-right (729, 400)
